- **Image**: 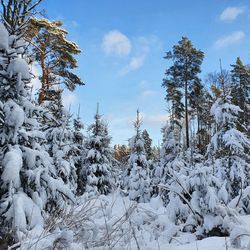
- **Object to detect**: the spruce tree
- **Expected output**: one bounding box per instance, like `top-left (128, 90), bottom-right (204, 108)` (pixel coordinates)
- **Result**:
top-left (44, 91), bottom-right (78, 193)
top-left (208, 94), bottom-right (250, 200)
top-left (0, 23), bottom-right (73, 239)
top-left (126, 110), bottom-right (150, 202)
top-left (73, 106), bottom-right (86, 195)
top-left (82, 104), bottom-right (114, 196)
top-left (157, 122), bottom-right (183, 204)
top-left (142, 129), bottom-right (153, 160)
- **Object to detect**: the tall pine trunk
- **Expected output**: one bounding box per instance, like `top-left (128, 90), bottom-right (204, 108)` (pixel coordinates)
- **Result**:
top-left (185, 80), bottom-right (189, 148)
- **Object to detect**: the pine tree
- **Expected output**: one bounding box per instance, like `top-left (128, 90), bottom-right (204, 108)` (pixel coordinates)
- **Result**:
top-left (82, 104), bottom-right (114, 196)
top-left (162, 37), bottom-right (204, 148)
top-left (0, 23), bottom-right (74, 239)
top-left (113, 144), bottom-right (130, 168)
top-left (24, 17), bottom-right (84, 104)
top-left (126, 110), bottom-right (150, 202)
top-left (231, 57), bottom-right (250, 135)
top-left (162, 76), bottom-right (184, 129)
top-left (189, 82), bottom-right (213, 153)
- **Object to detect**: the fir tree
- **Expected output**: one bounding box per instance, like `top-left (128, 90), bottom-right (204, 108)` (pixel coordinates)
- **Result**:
top-left (45, 91), bottom-right (78, 193)
top-left (158, 122), bottom-right (184, 204)
top-left (0, 23), bottom-right (73, 239)
top-left (208, 94), bottom-right (250, 200)
top-left (82, 104), bottom-right (114, 196)
top-left (142, 129), bottom-right (153, 160)
top-left (126, 110), bottom-right (150, 203)
top-left (73, 105), bottom-right (85, 195)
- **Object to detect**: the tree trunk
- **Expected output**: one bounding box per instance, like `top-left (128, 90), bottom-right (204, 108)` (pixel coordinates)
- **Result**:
top-left (38, 49), bottom-right (47, 105)
top-left (185, 80), bottom-right (189, 148)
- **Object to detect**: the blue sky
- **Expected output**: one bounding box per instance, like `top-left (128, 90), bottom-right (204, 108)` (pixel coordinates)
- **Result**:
top-left (41, 0), bottom-right (250, 146)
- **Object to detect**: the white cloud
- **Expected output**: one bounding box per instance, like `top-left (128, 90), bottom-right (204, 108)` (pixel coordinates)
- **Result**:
top-left (116, 35), bottom-right (161, 76)
top-left (214, 31), bottom-right (245, 48)
top-left (62, 92), bottom-right (77, 109)
top-left (102, 30), bottom-right (132, 57)
top-left (220, 6), bottom-right (245, 21)
top-left (118, 55), bottom-right (145, 76)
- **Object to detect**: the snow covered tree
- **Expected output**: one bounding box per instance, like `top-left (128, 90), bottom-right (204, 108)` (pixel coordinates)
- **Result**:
top-left (142, 129), bottom-right (153, 160)
top-left (157, 122), bottom-right (187, 205)
top-left (150, 157), bottom-right (163, 197)
top-left (161, 122), bottom-right (181, 164)
top-left (72, 106), bottom-right (85, 195)
top-left (44, 91), bottom-right (78, 193)
top-left (162, 149), bottom-right (235, 237)
top-left (82, 104), bottom-right (114, 196)
top-left (208, 94), bottom-right (250, 201)
top-left (73, 105), bottom-right (84, 147)
top-left (187, 164), bottom-right (235, 237)
top-left (126, 110), bottom-right (150, 203)
top-left (0, 23), bottom-right (74, 240)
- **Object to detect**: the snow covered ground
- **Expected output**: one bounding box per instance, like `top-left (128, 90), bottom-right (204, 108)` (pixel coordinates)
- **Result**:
top-left (17, 190), bottom-right (250, 250)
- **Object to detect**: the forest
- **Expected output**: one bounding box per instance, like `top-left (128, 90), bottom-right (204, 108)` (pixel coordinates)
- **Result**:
top-left (0, 0), bottom-right (250, 249)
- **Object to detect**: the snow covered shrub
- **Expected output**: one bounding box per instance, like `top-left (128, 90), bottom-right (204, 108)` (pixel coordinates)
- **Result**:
top-left (160, 144), bottom-right (238, 238)
top-left (208, 94), bottom-right (250, 202)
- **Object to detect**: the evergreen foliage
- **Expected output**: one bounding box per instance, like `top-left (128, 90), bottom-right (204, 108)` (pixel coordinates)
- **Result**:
top-left (82, 104), bottom-right (114, 196)
top-left (0, 23), bottom-right (74, 238)
top-left (162, 37), bottom-right (204, 148)
top-left (126, 110), bottom-right (150, 202)
top-left (25, 17), bottom-right (84, 104)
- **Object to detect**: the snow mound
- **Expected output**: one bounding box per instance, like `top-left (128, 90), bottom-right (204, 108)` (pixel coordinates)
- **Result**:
top-left (4, 100), bottom-right (24, 128)
top-left (0, 23), bottom-right (8, 50)
top-left (7, 58), bottom-right (30, 79)
top-left (1, 146), bottom-right (22, 188)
